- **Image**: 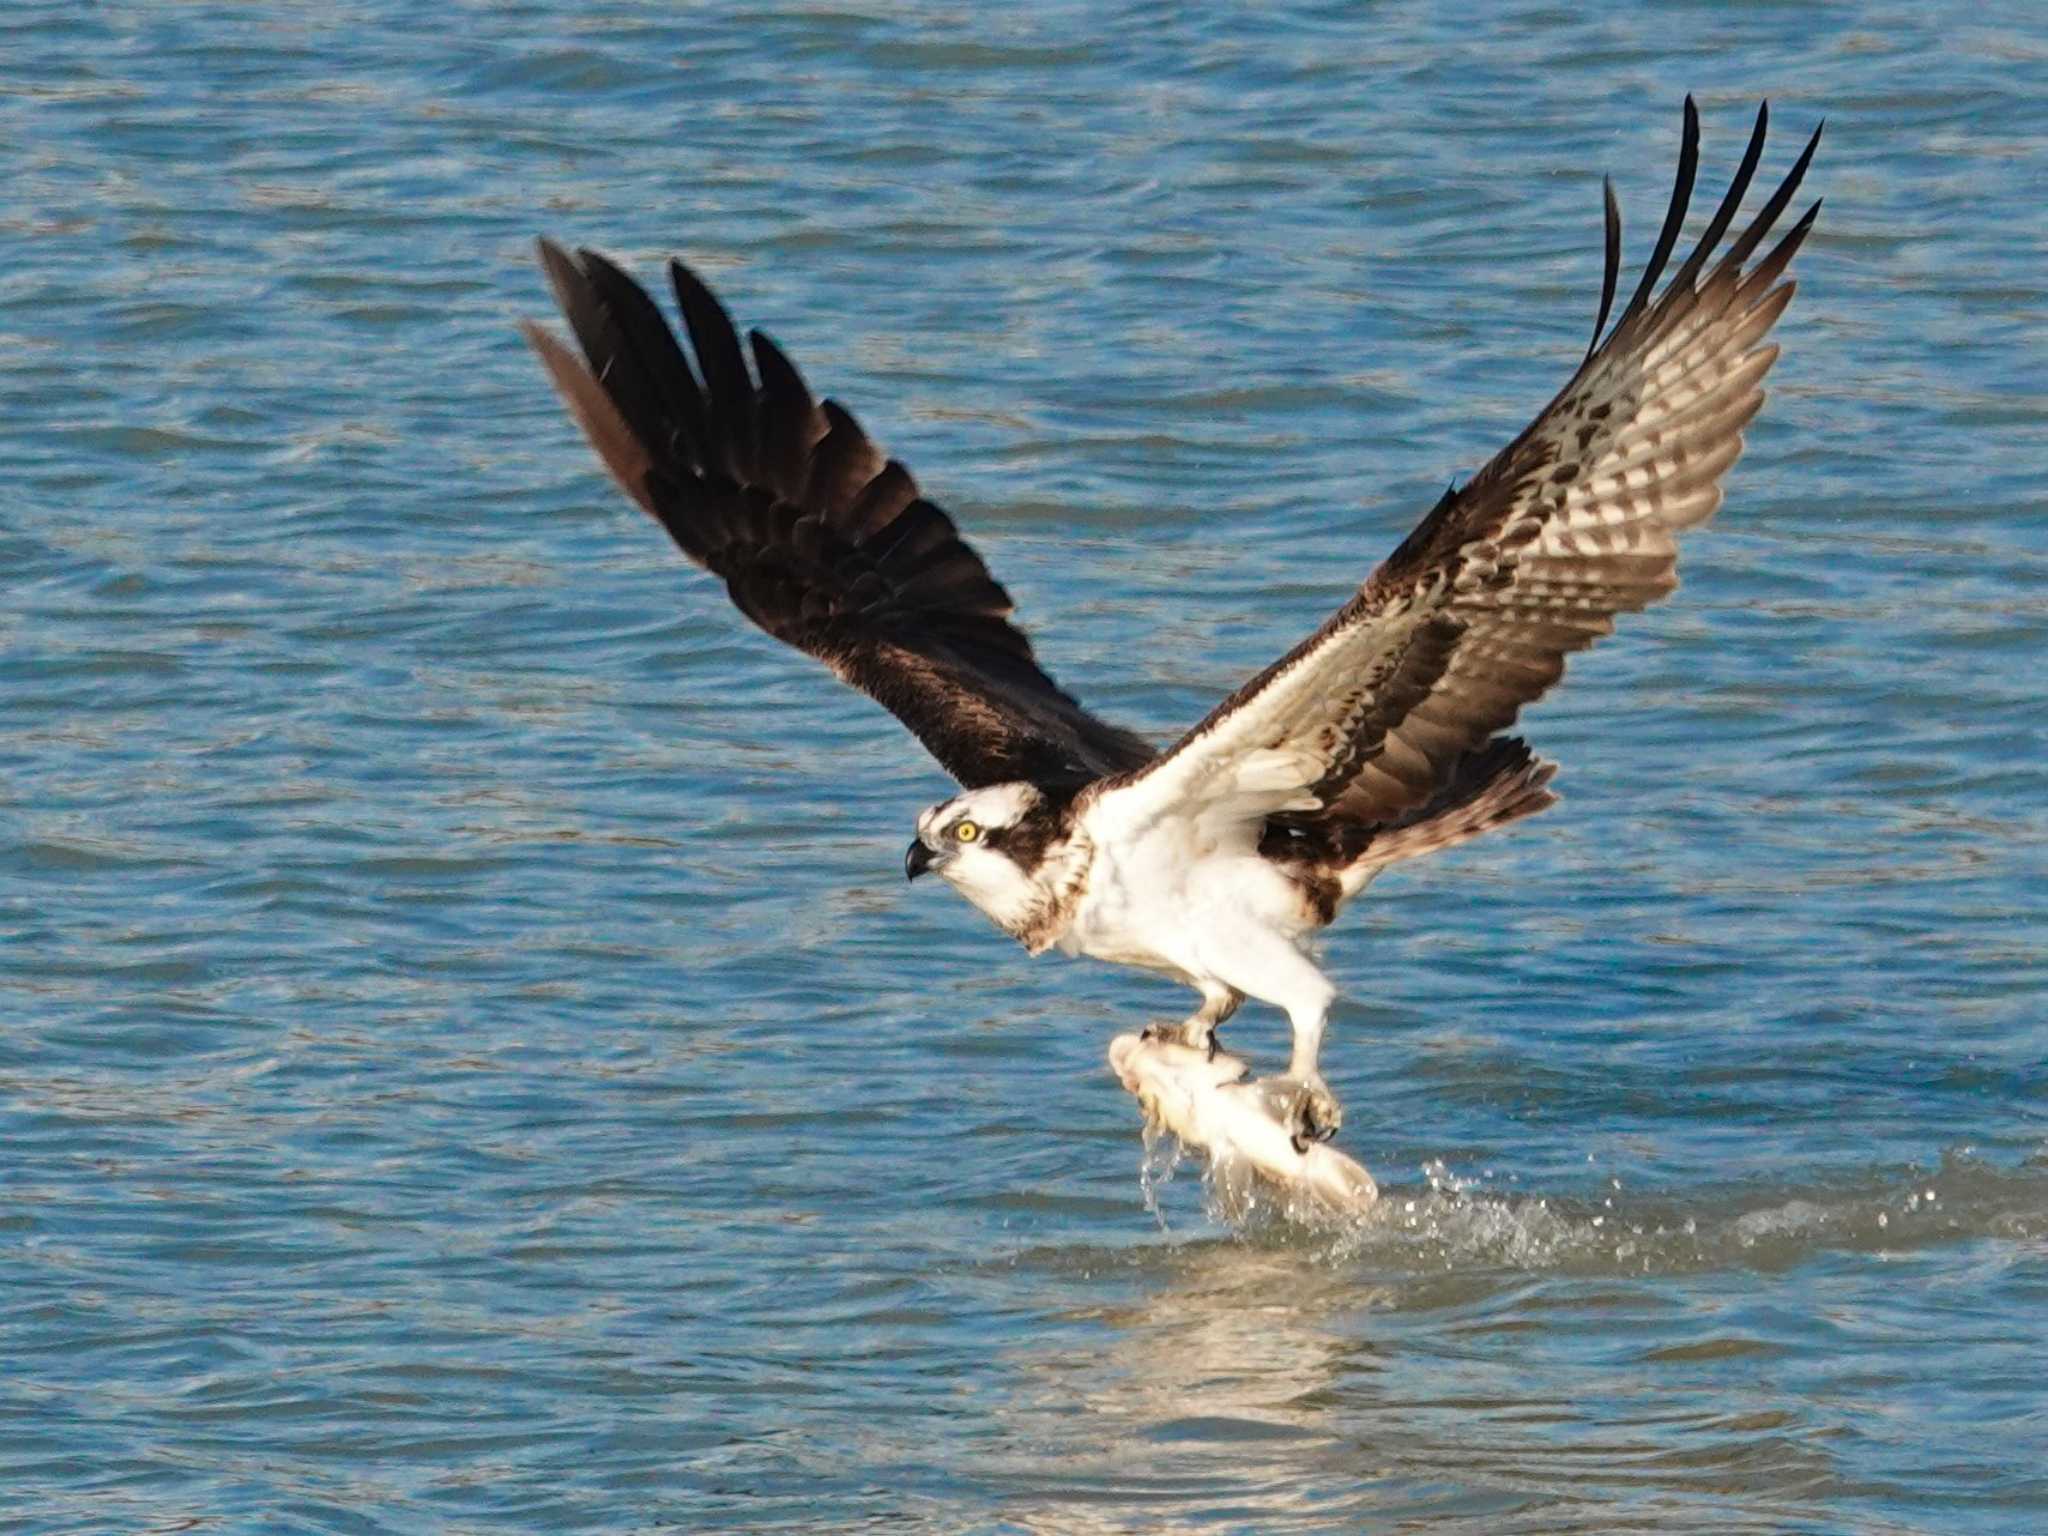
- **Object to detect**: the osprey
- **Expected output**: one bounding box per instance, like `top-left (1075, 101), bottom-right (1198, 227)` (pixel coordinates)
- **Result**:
top-left (524, 100), bottom-right (1819, 1150)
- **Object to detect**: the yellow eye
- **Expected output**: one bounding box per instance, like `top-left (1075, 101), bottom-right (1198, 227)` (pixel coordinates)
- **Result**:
top-left (953, 820), bottom-right (981, 844)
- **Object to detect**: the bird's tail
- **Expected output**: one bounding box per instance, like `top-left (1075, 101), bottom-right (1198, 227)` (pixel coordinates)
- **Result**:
top-left (1337, 737), bottom-right (1558, 897)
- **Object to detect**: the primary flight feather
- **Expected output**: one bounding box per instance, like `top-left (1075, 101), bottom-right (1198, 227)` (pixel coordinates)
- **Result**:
top-left (525, 99), bottom-right (1820, 1149)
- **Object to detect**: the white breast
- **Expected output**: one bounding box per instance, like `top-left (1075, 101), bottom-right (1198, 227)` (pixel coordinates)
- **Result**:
top-left (1062, 804), bottom-right (1311, 979)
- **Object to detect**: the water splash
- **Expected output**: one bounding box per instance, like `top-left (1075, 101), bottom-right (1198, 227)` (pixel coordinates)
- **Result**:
top-left (1330, 1148), bottom-right (2048, 1273)
top-left (1137, 1141), bottom-right (2048, 1277)
top-left (1136, 1117), bottom-right (1186, 1230)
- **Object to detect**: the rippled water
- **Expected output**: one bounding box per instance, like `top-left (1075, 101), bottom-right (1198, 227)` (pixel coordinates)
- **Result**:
top-left (5, 2), bottom-right (2046, 1530)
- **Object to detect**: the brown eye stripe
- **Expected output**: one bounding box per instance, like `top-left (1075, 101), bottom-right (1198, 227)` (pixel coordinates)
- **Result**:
top-left (977, 817), bottom-right (1055, 868)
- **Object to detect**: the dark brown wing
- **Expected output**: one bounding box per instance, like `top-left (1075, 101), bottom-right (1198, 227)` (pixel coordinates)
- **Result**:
top-left (1092, 99), bottom-right (1819, 841)
top-left (523, 241), bottom-right (1153, 789)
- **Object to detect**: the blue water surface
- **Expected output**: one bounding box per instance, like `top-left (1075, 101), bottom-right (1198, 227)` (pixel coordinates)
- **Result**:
top-left (3, 2), bottom-right (2045, 1531)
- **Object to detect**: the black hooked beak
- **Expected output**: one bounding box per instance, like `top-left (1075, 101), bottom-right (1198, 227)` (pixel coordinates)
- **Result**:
top-left (904, 839), bottom-right (936, 881)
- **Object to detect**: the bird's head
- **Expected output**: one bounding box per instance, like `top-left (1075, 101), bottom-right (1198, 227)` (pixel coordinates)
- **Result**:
top-left (905, 782), bottom-right (1063, 933)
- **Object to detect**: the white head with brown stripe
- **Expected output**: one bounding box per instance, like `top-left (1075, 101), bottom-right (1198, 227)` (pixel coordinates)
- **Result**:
top-left (904, 783), bottom-right (1080, 941)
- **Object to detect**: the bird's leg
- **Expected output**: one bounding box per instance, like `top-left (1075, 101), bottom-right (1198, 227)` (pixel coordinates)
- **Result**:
top-left (1178, 983), bottom-right (1243, 1059)
top-left (1142, 983), bottom-right (1242, 1058)
top-left (1279, 980), bottom-right (1341, 1153)
top-left (1200, 938), bottom-right (1341, 1151)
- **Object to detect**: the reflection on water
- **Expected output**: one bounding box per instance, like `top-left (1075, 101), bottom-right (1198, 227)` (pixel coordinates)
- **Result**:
top-left (996, 1150), bottom-right (2048, 1531)
top-left (991, 1245), bottom-right (1384, 1534)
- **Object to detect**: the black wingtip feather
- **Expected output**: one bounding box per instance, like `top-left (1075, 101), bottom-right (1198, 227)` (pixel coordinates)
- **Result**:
top-left (749, 329), bottom-right (821, 504)
top-left (749, 330), bottom-right (807, 403)
top-left (1585, 100), bottom-right (1820, 366)
top-left (534, 239), bottom-right (608, 364)
top-left (1722, 115), bottom-right (1823, 273)
top-left (668, 258), bottom-right (757, 484)
top-left (1746, 197), bottom-right (1823, 294)
top-left (1587, 176), bottom-right (1622, 361)
top-left (566, 244), bottom-right (716, 473)
top-left (532, 233), bottom-right (589, 319)
top-left (1615, 96), bottom-right (1700, 337)
top-left (1666, 99), bottom-right (1771, 299)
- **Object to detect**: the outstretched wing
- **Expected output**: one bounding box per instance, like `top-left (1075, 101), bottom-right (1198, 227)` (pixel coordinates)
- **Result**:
top-left (524, 241), bottom-right (1154, 790)
top-left (1091, 99), bottom-right (1819, 839)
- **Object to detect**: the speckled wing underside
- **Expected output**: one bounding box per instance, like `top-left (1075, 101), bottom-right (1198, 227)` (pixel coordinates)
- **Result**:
top-left (1096, 99), bottom-right (1820, 837)
top-left (524, 243), bottom-right (1154, 791)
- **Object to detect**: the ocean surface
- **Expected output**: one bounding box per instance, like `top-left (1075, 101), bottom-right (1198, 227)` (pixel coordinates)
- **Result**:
top-left (4, 3), bottom-right (2045, 1531)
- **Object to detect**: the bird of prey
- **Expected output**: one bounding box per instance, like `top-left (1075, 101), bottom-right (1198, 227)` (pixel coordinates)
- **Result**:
top-left (523, 99), bottom-right (1819, 1150)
